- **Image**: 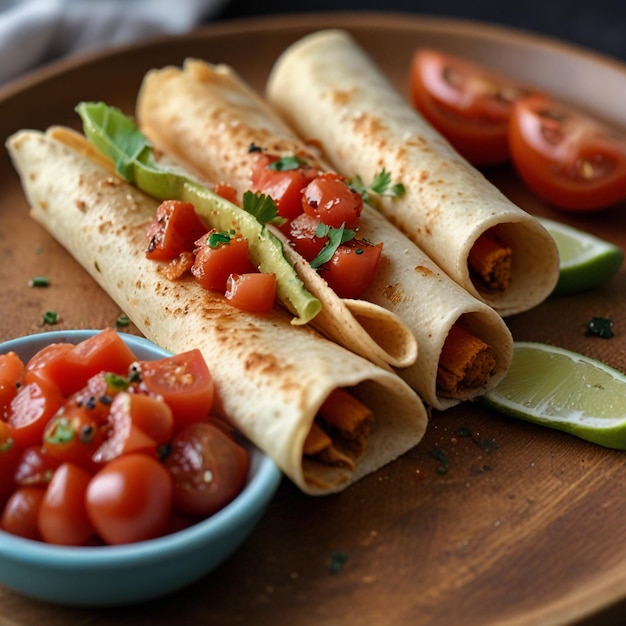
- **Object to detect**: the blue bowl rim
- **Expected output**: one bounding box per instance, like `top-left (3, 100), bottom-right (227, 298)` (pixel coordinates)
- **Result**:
top-left (0, 329), bottom-right (282, 568)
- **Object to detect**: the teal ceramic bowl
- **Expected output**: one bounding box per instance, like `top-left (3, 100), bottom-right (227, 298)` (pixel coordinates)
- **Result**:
top-left (0, 330), bottom-right (281, 606)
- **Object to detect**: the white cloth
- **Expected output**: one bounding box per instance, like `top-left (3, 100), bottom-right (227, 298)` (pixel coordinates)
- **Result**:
top-left (0, 0), bottom-right (228, 84)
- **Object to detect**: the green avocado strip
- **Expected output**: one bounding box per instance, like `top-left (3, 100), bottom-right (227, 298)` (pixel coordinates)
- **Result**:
top-left (75, 101), bottom-right (321, 325)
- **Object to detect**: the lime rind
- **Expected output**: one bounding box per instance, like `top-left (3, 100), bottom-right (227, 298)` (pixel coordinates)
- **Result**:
top-left (482, 342), bottom-right (626, 449)
top-left (537, 217), bottom-right (624, 296)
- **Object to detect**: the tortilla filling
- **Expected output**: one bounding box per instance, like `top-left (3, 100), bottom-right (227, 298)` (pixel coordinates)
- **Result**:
top-left (468, 229), bottom-right (512, 292)
top-left (303, 388), bottom-right (373, 470)
top-left (436, 324), bottom-right (497, 395)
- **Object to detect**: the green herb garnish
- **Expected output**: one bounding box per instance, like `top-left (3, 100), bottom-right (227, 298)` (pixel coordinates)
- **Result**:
top-left (242, 191), bottom-right (287, 226)
top-left (104, 372), bottom-right (130, 391)
top-left (28, 276), bottom-right (50, 288)
top-left (41, 310), bottom-right (59, 325)
top-left (310, 223), bottom-right (356, 269)
top-left (350, 169), bottom-right (405, 205)
top-left (115, 313), bottom-right (130, 328)
top-left (267, 155), bottom-right (309, 172)
top-left (207, 231), bottom-right (233, 248)
top-left (45, 418), bottom-right (75, 445)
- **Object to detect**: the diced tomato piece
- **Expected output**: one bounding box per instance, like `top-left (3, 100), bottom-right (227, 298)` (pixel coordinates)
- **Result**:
top-left (23, 343), bottom-right (74, 387)
top-left (0, 421), bottom-right (22, 499)
top-left (191, 230), bottom-right (255, 292)
top-left (135, 350), bottom-right (215, 432)
top-left (225, 273), bottom-right (277, 313)
top-left (8, 378), bottom-right (65, 448)
top-left (145, 200), bottom-right (208, 261)
top-left (287, 213), bottom-right (328, 262)
top-left (1, 485), bottom-right (46, 540)
top-left (251, 153), bottom-right (318, 221)
top-left (302, 173), bottom-right (363, 229)
top-left (213, 182), bottom-right (238, 204)
top-left (321, 239), bottom-right (383, 299)
top-left (0, 351), bottom-right (25, 419)
top-left (38, 462), bottom-right (96, 546)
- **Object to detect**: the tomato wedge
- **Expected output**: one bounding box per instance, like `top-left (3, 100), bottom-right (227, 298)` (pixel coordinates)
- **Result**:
top-left (509, 96), bottom-right (626, 211)
top-left (225, 273), bottom-right (277, 313)
top-left (302, 173), bottom-right (363, 229)
top-left (410, 49), bottom-right (541, 165)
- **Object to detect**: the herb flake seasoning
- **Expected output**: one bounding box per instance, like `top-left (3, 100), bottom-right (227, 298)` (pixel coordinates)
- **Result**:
top-left (586, 316), bottom-right (614, 339)
top-left (328, 551), bottom-right (349, 573)
top-left (41, 310), bottom-right (59, 325)
top-left (115, 314), bottom-right (130, 328)
top-left (28, 276), bottom-right (50, 288)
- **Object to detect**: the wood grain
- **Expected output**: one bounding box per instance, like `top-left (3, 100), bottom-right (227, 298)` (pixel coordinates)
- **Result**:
top-left (1, 12), bottom-right (625, 626)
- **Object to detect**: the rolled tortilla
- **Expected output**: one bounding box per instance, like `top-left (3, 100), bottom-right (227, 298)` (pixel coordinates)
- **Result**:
top-left (266, 29), bottom-right (560, 317)
top-left (136, 59), bottom-right (513, 409)
top-left (7, 129), bottom-right (428, 495)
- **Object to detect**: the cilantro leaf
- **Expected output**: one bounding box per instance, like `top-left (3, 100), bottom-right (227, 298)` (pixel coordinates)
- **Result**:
top-left (310, 224), bottom-right (356, 269)
top-left (242, 191), bottom-right (287, 226)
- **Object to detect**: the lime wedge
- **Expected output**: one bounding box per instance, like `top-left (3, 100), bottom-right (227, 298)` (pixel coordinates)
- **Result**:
top-left (482, 342), bottom-right (626, 449)
top-left (538, 217), bottom-right (624, 296)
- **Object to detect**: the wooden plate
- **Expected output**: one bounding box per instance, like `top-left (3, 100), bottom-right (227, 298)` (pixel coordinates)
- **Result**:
top-left (1, 12), bottom-right (625, 626)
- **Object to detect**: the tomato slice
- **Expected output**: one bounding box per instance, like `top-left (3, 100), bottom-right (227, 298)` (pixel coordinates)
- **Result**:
top-left (0, 351), bottom-right (25, 419)
top-left (145, 200), bottom-right (208, 261)
top-left (1, 485), bottom-right (46, 540)
top-left (410, 49), bottom-right (541, 165)
top-left (135, 350), bottom-right (215, 432)
top-left (288, 213), bottom-right (328, 262)
top-left (321, 239), bottom-right (383, 299)
top-left (302, 173), bottom-right (363, 229)
top-left (165, 422), bottom-right (249, 517)
top-left (225, 273), bottom-right (277, 313)
top-left (191, 230), bottom-right (255, 292)
top-left (86, 453), bottom-right (173, 545)
top-left (38, 462), bottom-right (96, 546)
top-left (508, 95), bottom-right (626, 211)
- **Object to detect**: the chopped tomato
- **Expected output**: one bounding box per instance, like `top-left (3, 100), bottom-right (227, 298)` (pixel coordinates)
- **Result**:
top-left (213, 182), bottom-right (238, 205)
top-left (0, 351), bottom-right (25, 418)
top-left (0, 421), bottom-right (22, 499)
top-left (145, 200), bottom-right (208, 261)
top-left (302, 173), bottom-right (363, 229)
top-left (8, 378), bottom-right (64, 448)
top-left (508, 96), bottom-right (626, 211)
top-left (165, 422), bottom-right (249, 517)
top-left (1, 486), bottom-right (46, 540)
top-left (24, 329), bottom-right (137, 396)
top-left (42, 403), bottom-right (106, 471)
top-left (321, 239), bottom-right (383, 299)
top-left (288, 213), bottom-right (327, 262)
top-left (14, 444), bottom-right (61, 487)
top-left (68, 371), bottom-right (128, 426)
top-left (91, 392), bottom-right (160, 464)
top-left (225, 273), bottom-right (277, 313)
top-left (38, 462), bottom-right (96, 546)
top-left (191, 230), bottom-right (255, 292)
top-left (251, 153), bottom-right (318, 221)
top-left (136, 349), bottom-right (215, 432)
top-left (86, 453), bottom-right (173, 545)
top-left (410, 49), bottom-right (541, 165)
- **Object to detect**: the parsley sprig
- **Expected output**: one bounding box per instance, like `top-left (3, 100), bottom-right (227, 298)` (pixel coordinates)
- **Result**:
top-left (310, 223), bottom-right (356, 269)
top-left (350, 168), bottom-right (405, 204)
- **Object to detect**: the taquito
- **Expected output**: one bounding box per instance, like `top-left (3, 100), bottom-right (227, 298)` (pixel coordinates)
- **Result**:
top-left (7, 129), bottom-right (428, 495)
top-left (266, 29), bottom-right (560, 317)
top-left (136, 59), bottom-right (513, 409)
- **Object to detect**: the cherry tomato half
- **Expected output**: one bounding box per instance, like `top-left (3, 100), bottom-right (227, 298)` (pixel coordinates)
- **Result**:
top-left (0, 421), bottom-right (22, 499)
top-left (508, 95), bottom-right (626, 211)
top-left (0, 351), bottom-right (25, 418)
top-left (1, 485), bottom-right (46, 540)
top-left (136, 349), bottom-right (215, 432)
top-left (165, 422), bottom-right (249, 517)
top-left (410, 49), bottom-right (541, 166)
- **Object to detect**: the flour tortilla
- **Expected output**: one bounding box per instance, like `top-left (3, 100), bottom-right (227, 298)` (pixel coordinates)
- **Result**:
top-left (136, 59), bottom-right (513, 409)
top-left (266, 29), bottom-right (560, 317)
top-left (7, 129), bottom-right (428, 495)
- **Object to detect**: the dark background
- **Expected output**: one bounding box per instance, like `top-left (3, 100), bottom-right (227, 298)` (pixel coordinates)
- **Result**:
top-left (215, 0), bottom-right (626, 63)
